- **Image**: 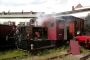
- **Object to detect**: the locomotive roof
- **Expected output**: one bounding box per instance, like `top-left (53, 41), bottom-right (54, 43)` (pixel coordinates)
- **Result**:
top-left (54, 15), bottom-right (84, 21)
top-left (55, 17), bottom-right (65, 21)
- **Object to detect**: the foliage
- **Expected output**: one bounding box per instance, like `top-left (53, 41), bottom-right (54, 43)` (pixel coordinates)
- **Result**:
top-left (80, 47), bottom-right (90, 54)
top-left (36, 45), bottom-right (68, 56)
top-left (84, 24), bottom-right (90, 32)
top-left (0, 49), bottom-right (31, 60)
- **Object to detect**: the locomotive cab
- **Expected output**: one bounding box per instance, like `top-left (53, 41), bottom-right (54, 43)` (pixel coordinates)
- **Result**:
top-left (42, 17), bottom-right (68, 40)
top-left (32, 27), bottom-right (48, 40)
top-left (19, 26), bottom-right (48, 40)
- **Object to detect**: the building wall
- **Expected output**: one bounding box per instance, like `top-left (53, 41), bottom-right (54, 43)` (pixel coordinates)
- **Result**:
top-left (0, 18), bottom-right (32, 25)
top-left (83, 16), bottom-right (90, 35)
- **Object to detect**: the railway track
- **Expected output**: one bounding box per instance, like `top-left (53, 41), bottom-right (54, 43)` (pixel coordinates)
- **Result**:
top-left (47, 53), bottom-right (90, 60)
top-left (2, 50), bottom-right (89, 60)
top-left (1, 54), bottom-right (28, 60)
top-left (2, 47), bottom-right (89, 60)
top-left (80, 54), bottom-right (90, 60)
top-left (46, 52), bottom-right (71, 60)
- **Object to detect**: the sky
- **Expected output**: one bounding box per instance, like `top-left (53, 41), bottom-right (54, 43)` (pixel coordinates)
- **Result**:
top-left (0, 0), bottom-right (90, 14)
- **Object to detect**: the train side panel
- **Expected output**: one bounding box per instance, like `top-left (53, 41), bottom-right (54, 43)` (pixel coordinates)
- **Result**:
top-left (75, 18), bottom-right (84, 36)
top-left (0, 24), bottom-right (15, 48)
top-left (62, 16), bottom-right (84, 38)
top-left (48, 18), bottom-right (57, 40)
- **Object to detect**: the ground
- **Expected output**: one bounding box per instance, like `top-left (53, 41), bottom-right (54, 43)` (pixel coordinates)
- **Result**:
top-left (24, 51), bottom-right (90, 60)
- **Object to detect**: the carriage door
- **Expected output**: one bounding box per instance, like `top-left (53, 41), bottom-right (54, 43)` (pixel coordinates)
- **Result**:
top-left (57, 20), bottom-right (67, 40)
top-left (57, 21), bottom-right (64, 40)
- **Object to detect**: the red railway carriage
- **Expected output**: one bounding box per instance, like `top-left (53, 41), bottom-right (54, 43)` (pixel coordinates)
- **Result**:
top-left (0, 24), bottom-right (16, 48)
top-left (62, 16), bottom-right (84, 37)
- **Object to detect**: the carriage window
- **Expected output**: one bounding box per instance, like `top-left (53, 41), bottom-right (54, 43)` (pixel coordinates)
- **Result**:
top-left (49, 20), bottom-right (54, 27)
top-left (20, 22), bottom-right (25, 26)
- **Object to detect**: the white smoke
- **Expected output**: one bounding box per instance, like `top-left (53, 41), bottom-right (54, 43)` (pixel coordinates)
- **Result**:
top-left (35, 12), bottom-right (51, 26)
top-left (35, 12), bottom-right (65, 27)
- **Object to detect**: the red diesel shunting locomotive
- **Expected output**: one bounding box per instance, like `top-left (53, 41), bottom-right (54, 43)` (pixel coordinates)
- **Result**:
top-left (17, 15), bottom-right (84, 51)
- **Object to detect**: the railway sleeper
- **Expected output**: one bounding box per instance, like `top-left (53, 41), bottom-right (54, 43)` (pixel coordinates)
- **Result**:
top-left (47, 52), bottom-right (71, 60)
top-left (1, 54), bottom-right (28, 60)
top-left (80, 54), bottom-right (90, 60)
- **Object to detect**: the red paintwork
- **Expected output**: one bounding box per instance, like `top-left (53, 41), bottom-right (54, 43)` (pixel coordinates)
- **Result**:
top-left (76, 36), bottom-right (90, 42)
top-left (47, 18), bottom-right (57, 40)
top-left (5, 25), bottom-right (13, 36)
top-left (48, 27), bottom-right (57, 40)
top-left (76, 36), bottom-right (90, 47)
top-left (0, 24), bottom-right (13, 36)
top-left (41, 16), bottom-right (84, 40)
top-left (69, 40), bottom-right (80, 55)
top-left (42, 17), bottom-right (64, 40)
top-left (57, 22), bottom-right (64, 40)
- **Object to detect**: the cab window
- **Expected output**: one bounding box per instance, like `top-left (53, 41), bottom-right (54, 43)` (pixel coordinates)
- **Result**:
top-left (48, 20), bottom-right (54, 27)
